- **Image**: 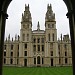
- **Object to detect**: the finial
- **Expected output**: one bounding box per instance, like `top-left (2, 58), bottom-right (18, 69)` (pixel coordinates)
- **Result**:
top-left (25, 4), bottom-right (26, 7)
top-left (25, 4), bottom-right (27, 11)
top-left (50, 3), bottom-right (52, 11)
top-left (38, 21), bottom-right (39, 25)
top-left (18, 35), bottom-right (20, 41)
top-left (61, 34), bottom-right (62, 41)
top-left (28, 4), bottom-right (29, 8)
top-left (8, 34), bottom-right (10, 40)
top-left (47, 4), bottom-right (49, 10)
top-left (12, 37), bottom-right (13, 41)
top-left (37, 21), bottom-right (40, 30)
top-left (15, 34), bottom-right (17, 41)
top-left (48, 4), bottom-right (49, 6)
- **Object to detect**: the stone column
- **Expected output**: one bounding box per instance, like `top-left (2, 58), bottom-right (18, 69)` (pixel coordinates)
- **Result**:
top-left (0, 0), bottom-right (12, 73)
top-left (66, 10), bottom-right (75, 74)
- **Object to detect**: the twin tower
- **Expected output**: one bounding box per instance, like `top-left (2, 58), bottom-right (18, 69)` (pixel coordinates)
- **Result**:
top-left (19, 4), bottom-right (58, 67)
top-left (21, 4), bottom-right (55, 30)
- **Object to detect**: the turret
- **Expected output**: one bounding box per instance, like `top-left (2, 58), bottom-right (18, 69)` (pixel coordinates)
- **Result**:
top-left (12, 37), bottom-right (13, 41)
top-left (18, 35), bottom-right (20, 41)
top-left (45, 4), bottom-right (55, 22)
top-left (45, 4), bottom-right (57, 42)
top-left (20, 4), bottom-right (32, 42)
top-left (15, 34), bottom-right (17, 41)
top-left (61, 34), bottom-right (62, 42)
top-left (21, 4), bottom-right (32, 23)
top-left (21, 4), bottom-right (32, 30)
top-left (8, 34), bottom-right (10, 41)
top-left (37, 21), bottom-right (40, 31)
top-left (45, 4), bottom-right (56, 30)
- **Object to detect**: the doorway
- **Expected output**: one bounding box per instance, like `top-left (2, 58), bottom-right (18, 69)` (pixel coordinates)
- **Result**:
top-left (24, 59), bottom-right (27, 66)
top-left (51, 58), bottom-right (53, 66)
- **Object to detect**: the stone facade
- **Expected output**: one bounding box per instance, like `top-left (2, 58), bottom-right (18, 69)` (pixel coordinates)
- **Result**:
top-left (3, 4), bottom-right (72, 67)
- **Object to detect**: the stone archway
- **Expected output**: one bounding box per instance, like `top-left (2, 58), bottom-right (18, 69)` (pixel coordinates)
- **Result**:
top-left (0, 0), bottom-right (75, 75)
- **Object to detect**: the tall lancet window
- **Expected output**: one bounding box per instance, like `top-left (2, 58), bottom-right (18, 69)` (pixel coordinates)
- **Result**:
top-left (23, 34), bottom-right (25, 41)
top-left (27, 34), bottom-right (29, 41)
top-left (37, 38), bottom-right (40, 43)
top-left (48, 33), bottom-right (50, 41)
top-left (52, 33), bottom-right (54, 41)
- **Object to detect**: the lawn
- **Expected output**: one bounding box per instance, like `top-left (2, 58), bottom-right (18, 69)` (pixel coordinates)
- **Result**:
top-left (3, 66), bottom-right (73, 75)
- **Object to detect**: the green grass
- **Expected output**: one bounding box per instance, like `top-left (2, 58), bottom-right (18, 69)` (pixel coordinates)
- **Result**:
top-left (3, 66), bottom-right (73, 75)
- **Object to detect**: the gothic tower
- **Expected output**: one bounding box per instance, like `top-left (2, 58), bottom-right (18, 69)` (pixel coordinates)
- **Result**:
top-left (19, 4), bottom-right (32, 66)
top-left (45, 4), bottom-right (59, 66)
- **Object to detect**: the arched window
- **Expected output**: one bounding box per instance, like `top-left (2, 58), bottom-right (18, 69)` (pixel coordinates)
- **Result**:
top-left (48, 34), bottom-right (50, 41)
top-left (11, 44), bottom-right (13, 50)
top-left (52, 33), bottom-right (54, 41)
top-left (23, 34), bottom-right (25, 41)
top-left (27, 34), bottom-right (29, 41)
top-left (37, 38), bottom-right (40, 43)
top-left (37, 56), bottom-right (40, 64)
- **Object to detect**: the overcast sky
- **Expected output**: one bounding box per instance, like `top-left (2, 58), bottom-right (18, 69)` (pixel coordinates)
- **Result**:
top-left (5, 0), bottom-right (70, 40)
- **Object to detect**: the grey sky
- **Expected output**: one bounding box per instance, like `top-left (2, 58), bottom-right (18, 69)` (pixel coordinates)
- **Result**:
top-left (5, 0), bottom-right (70, 40)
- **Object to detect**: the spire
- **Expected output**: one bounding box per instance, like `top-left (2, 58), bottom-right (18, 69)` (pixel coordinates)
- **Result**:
top-left (12, 37), bottom-right (13, 41)
top-left (47, 4), bottom-right (49, 9)
top-left (37, 21), bottom-right (40, 31)
top-left (8, 34), bottom-right (10, 40)
top-left (28, 4), bottom-right (29, 8)
top-left (61, 34), bottom-right (62, 41)
top-left (18, 35), bottom-right (20, 41)
top-left (15, 34), bottom-right (17, 41)
top-left (50, 4), bottom-right (52, 11)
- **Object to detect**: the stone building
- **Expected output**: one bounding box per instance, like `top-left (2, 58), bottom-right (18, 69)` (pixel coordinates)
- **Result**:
top-left (3, 4), bottom-right (72, 67)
